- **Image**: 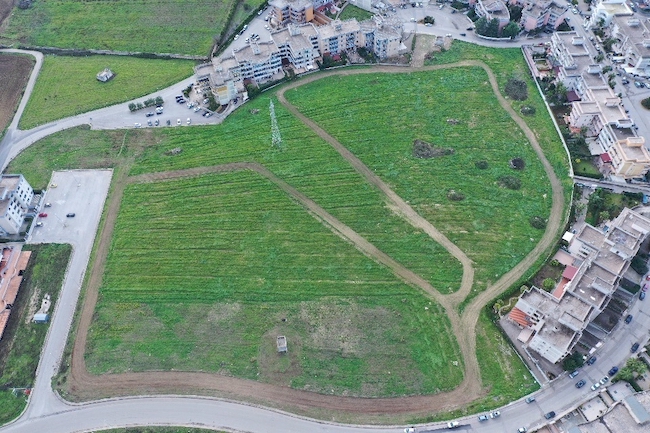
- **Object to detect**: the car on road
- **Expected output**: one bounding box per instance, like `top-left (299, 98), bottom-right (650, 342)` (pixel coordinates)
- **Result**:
top-left (35, 222), bottom-right (43, 227)
top-left (591, 382), bottom-right (601, 391)
top-left (265, 24), bottom-right (271, 30)
top-left (134, 123), bottom-right (142, 128)
top-left (447, 421), bottom-right (459, 428)
top-left (489, 410), bottom-right (500, 418)
top-left (643, 285), bottom-right (649, 292)
top-left (154, 119), bottom-right (159, 126)
top-left (641, 292), bottom-right (646, 300)
top-left (44, 202), bottom-right (51, 207)
top-left (187, 118), bottom-right (191, 125)
top-left (460, 32), bottom-right (466, 36)
top-left (576, 379), bottom-right (586, 388)
top-left (631, 342), bottom-right (640, 352)
top-left (177, 119), bottom-right (181, 125)
top-left (145, 112), bottom-right (154, 117)
top-left (234, 34), bottom-right (239, 40)
top-left (518, 428), bottom-right (527, 433)
top-left (66, 213), bottom-right (75, 218)
top-left (478, 414), bottom-right (488, 421)
top-left (569, 370), bottom-right (579, 378)
top-left (166, 120), bottom-right (171, 126)
top-left (544, 411), bottom-right (556, 419)
top-left (404, 428), bottom-right (415, 433)
top-left (587, 356), bottom-right (597, 365)
top-left (155, 107), bottom-right (163, 114)
top-left (572, 7), bottom-right (578, 13)
top-left (147, 120), bottom-right (152, 127)
top-left (609, 366), bottom-right (619, 376)
top-left (466, 27), bottom-right (474, 30)
top-left (193, 106), bottom-right (201, 112)
top-left (38, 212), bottom-right (47, 217)
top-left (599, 376), bottom-right (609, 385)
top-left (525, 396), bottom-right (535, 403)
top-left (625, 314), bottom-right (633, 324)
top-left (50, 183), bottom-right (57, 188)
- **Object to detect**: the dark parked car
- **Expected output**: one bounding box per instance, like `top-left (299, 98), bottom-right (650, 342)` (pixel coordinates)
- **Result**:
top-left (625, 314), bottom-right (633, 324)
top-left (609, 366), bottom-right (619, 376)
top-left (544, 411), bottom-right (556, 419)
top-left (576, 379), bottom-right (586, 388)
top-left (632, 342), bottom-right (640, 353)
top-left (587, 356), bottom-right (597, 365)
top-left (66, 213), bottom-right (76, 218)
top-left (641, 292), bottom-right (646, 300)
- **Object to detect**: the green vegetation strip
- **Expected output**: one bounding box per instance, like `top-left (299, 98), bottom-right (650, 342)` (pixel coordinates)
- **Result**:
top-left (0, 244), bottom-right (72, 425)
top-left (19, 55), bottom-right (194, 130)
top-left (94, 428), bottom-right (224, 433)
top-left (338, 5), bottom-right (374, 21)
top-left (0, 0), bottom-right (260, 56)
top-left (87, 171), bottom-right (464, 397)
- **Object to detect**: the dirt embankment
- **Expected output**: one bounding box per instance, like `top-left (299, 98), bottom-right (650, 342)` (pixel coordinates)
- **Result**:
top-left (64, 61), bottom-right (566, 423)
top-left (0, 53), bottom-right (34, 135)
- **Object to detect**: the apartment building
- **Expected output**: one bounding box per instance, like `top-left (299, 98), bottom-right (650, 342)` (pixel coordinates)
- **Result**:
top-left (0, 175), bottom-right (34, 236)
top-left (611, 16), bottom-right (650, 77)
top-left (597, 124), bottom-right (650, 179)
top-left (269, 0), bottom-right (315, 26)
top-left (475, 0), bottom-right (511, 30)
top-left (519, 0), bottom-right (568, 32)
top-left (199, 18), bottom-right (403, 103)
top-left (509, 208), bottom-right (650, 364)
top-left (591, 0), bottom-right (634, 28)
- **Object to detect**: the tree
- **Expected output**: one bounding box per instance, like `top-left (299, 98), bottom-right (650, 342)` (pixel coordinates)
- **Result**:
top-left (486, 18), bottom-right (500, 37)
top-left (475, 17), bottom-right (488, 35)
top-left (616, 358), bottom-right (647, 382)
top-left (542, 278), bottom-right (556, 291)
top-left (562, 352), bottom-right (585, 372)
top-left (574, 201), bottom-right (587, 217)
top-left (642, 97), bottom-right (650, 110)
top-left (505, 78), bottom-right (528, 100)
top-left (502, 21), bottom-right (521, 39)
top-left (128, 102), bottom-right (137, 112)
top-left (598, 210), bottom-right (610, 223)
top-left (508, 5), bottom-right (523, 22)
top-left (423, 16), bottom-right (435, 24)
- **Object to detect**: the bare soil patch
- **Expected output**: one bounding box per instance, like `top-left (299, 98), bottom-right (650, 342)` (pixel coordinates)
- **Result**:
top-left (0, 0), bottom-right (14, 29)
top-left (0, 53), bottom-right (34, 134)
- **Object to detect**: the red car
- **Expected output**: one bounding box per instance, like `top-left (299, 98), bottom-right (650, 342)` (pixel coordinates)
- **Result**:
top-left (38, 213), bottom-right (47, 217)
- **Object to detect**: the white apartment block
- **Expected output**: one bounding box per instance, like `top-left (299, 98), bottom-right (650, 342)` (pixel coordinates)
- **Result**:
top-left (591, 0), bottom-right (634, 28)
top-left (597, 124), bottom-right (650, 179)
top-left (519, 0), bottom-right (568, 32)
top-left (0, 175), bottom-right (34, 236)
top-left (269, 0), bottom-right (315, 26)
top-left (199, 18), bottom-right (403, 103)
top-left (509, 208), bottom-right (650, 364)
top-left (611, 16), bottom-right (650, 77)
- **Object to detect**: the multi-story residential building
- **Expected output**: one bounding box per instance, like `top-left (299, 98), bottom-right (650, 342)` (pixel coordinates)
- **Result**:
top-left (509, 208), bottom-right (650, 364)
top-left (519, 0), bottom-right (568, 32)
top-left (568, 86), bottom-right (632, 136)
top-left (200, 17), bottom-right (403, 103)
top-left (611, 16), bottom-right (650, 76)
top-left (597, 124), bottom-right (650, 179)
top-left (270, 0), bottom-right (314, 26)
top-left (0, 175), bottom-right (34, 236)
top-left (475, 0), bottom-right (511, 30)
top-left (591, 0), bottom-right (634, 28)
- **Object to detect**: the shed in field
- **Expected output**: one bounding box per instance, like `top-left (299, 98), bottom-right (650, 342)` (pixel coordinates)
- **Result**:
top-left (33, 313), bottom-right (49, 324)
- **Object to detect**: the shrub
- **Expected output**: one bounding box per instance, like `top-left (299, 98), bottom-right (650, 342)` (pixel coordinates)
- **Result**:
top-left (412, 140), bottom-right (454, 158)
top-left (475, 160), bottom-right (488, 169)
top-left (505, 78), bottom-right (528, 101)
top-left (642, 97), bottom-right (650, 110)
top-left (530, 216), bottom-right (547, 229)
top-left (562, 352), bottom-right (585, 372)
top-left (498, 175), bottom-right (522, 190)
top-left (447, 190), bottom-right (465, 201)
top-left (520, 105), bottom-right (536, 115)
top-left (510, 157), bottom-right (525, 170)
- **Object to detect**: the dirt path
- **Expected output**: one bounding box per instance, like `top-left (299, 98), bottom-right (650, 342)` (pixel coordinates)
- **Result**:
top-left (66, 61), bottom-right (566, 421)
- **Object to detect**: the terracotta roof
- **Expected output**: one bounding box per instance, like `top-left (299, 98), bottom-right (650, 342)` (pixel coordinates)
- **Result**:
top-left (600, 153), bottom-right (612, 163)
top-left (509, 307), bottom-right (532, 327)
top-left (563, 265), bottom-right (579, 280)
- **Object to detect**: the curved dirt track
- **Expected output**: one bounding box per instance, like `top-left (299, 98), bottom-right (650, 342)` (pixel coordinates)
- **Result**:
top-left (67, 61), bottom-right (566, 420)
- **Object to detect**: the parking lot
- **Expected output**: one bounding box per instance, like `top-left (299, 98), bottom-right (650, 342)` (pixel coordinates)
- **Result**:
top-left (30, 170), bottom-right (112, 245)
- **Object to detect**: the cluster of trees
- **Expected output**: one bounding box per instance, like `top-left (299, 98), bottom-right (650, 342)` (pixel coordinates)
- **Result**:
top-left (539, 77), bottom-right (568, 105)
top-left (475, 17), bottom-right (520, 39)
top-left (642, 97), bottom-right (650, 110)
top-left (128, 96), bottom-right (164, 112)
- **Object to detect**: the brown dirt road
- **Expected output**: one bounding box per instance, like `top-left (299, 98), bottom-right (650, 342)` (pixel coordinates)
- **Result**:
top-left (66, 61), bottom-right (566, 422)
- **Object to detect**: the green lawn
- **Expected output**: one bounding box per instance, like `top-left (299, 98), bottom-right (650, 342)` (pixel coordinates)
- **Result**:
top-left (18, 55), bottom-right (194, 130)
top-left (338, 5), bottom-right (374, 21)
top-left (0, 0), bottom-right (253, 56)
top-left (284, 68), bottom-right (554, 298)
top-left (86, 171), bottom-right (464, 397)
top-left (0, 244), bottom-right (72, 425)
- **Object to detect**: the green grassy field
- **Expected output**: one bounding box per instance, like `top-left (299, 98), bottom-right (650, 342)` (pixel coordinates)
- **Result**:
top-left (8, 43), bottom-right (568, 402)
top-left (0, 0), bottom-right (259, 56)
top-left (87, 171), bottom-right (464, 396)
top-left (284, 67), bottom-right (555, 299)
top-left (338, 5), bottom-right (374, 21)
top-left (0, 244), bottom-right (72, 425)
top-left (18, 55), bottom-right (194, 130)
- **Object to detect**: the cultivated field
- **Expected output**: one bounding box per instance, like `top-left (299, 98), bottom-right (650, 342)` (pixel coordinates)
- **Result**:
top-left (0, 0), bottom-right (264, 56)
top-left (0, 53), bottom-right (34, 136)
top-left (18, 55), bottom-right (194, 130)
top-left (8, 46), bottom-right (569, 420)
top-left (87, 171), bottom-right (463, 396)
